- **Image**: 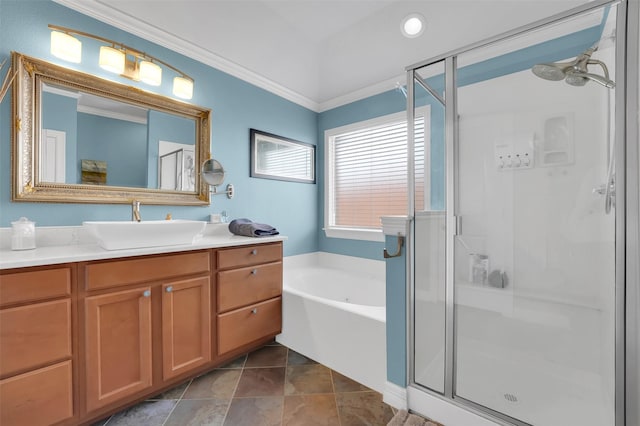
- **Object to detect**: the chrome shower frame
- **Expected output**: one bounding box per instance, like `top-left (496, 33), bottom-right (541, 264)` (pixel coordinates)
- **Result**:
top-left (404, 0), bottom-right (638, 424)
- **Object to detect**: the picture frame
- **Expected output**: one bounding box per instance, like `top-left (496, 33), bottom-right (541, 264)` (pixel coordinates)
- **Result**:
top-left (250, 129), bottom-right (315, 184)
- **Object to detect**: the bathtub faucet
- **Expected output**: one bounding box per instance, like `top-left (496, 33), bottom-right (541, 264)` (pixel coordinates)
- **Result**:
top-left (132, 200), bottom-right (142, 222)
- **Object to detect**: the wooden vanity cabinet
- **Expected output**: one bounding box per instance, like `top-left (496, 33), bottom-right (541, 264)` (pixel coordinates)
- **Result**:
top-left (216, 242), bottom-right (283, 355)
top-left (80, 251), bottom-right (211, 414)
top-left (0, 241), bottom-right (282, 425)
top-left (0, 265), bottom-right (76, 426)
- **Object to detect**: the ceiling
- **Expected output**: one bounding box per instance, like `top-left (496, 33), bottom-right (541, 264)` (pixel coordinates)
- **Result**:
top-left (55, 0), bottom-right (589, 111)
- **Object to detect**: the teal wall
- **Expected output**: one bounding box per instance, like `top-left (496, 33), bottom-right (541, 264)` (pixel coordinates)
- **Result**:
top-left (77, 113), bottom-right (148, 187)
top-left (0, 0), bottom-right (318, 256)
top-left (385, 234), bottom-right (407, 387)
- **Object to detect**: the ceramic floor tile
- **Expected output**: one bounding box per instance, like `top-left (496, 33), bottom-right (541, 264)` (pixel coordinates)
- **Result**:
top-left (234, 367), bottom-right (286, 397)
top-left (287, 350), bottom-right (318, 366)
top-left (163, 398), bottom-right (229, 426)
top-left (335, 391), bottom-right (395, 426)
top-left (285, 364), bottom-right (334, 395)
top-left (331, 370), bottom-right (371, 393)
top-left (245, 345), bottom-right (288, 368)
top-left (147, 380), bottom-right (190, 400)
top-left (89, 417), bottom-right (111, 426)
top-left (282, 394), bottom-right (340, 426)
top-left (223, 397), bottom-right (284, 426)
top-left (218, 354), bottom-right (247, 369)
top-left (106, 400), bottom-right (176, 426)
top-left (182, 369), bottom-right (242, 399)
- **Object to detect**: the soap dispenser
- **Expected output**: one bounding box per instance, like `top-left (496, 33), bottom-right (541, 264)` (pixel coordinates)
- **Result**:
top-left (11, 217), bottom-right (36, 250)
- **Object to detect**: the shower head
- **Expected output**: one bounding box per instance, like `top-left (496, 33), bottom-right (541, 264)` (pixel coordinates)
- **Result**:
top-left (531, 61), bottom-right (574, 81)
top-left (565, 70), bottom-right (615, 88)
top-left (531, 46), bottom-right (615, 89)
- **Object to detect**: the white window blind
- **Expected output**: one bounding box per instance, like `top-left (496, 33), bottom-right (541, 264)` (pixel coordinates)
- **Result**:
top-left (257, 142), bottom-right (313, 180)
top-left (326, 111), bottom-right (426, 236)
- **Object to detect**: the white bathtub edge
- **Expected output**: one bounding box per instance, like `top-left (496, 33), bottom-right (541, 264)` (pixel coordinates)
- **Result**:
top-left (284, 251), bottom-right (384, 281)
top-left (383, 381), bottom-right (408, 410)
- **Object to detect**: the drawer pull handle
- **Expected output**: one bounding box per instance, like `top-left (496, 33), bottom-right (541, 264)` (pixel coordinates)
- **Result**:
top-left (251, 249), bottom-right (258, 255)
top-left (251, 269), bottom-right (258, 275)
top-left (166, 286), bottom-right (173, 293)
top-left (251, 308), bottom-right (258, 314)
top-left (142, 290), bottom-right (151, 298)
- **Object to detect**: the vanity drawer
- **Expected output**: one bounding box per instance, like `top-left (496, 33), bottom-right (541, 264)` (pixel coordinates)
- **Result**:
top-left (217, 243), bottom-right (282, 270)
top-left (217, 297), bottom-right (282, 355)
top-left (0, 360), bottom-right (73, 426)
top-left (0, 267), bottom-right (71, 307)
top-left (0, 299), bottom-right (71, 377)
top-left (85, 251), bottom-right (210, 290)
top-left (217, 262), bottom-right (282, 312)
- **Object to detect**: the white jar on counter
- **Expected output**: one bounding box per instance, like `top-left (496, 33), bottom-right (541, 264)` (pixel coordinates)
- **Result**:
top-left (11, 217), bottom-right (36, 250)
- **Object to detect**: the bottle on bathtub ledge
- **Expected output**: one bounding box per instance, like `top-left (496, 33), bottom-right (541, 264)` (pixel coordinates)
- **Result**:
top-left (469, 253), bottom-right (489, 286)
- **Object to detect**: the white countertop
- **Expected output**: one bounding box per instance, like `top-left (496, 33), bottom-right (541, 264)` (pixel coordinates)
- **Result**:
top-left (0, 224), bottom-right (286, 270)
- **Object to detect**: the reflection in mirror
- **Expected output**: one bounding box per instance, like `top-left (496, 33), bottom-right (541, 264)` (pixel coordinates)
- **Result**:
top-left (40, 82), bottom-right (196, 190)
top-left (12, 52), bottom-right (211, 205)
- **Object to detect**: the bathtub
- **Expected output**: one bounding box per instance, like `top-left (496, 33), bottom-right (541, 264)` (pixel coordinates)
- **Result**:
top-left (276, 252), bottom-right (386, 393)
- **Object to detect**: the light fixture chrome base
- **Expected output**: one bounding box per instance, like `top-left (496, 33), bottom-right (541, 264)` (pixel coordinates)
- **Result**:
top-left (211, 184), bottom-right (234, 199)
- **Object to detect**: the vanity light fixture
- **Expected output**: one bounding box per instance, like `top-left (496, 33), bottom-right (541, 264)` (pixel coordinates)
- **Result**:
top-left (401, 13), bottom-right (426, 38)
top-left (98, 45), bottom-right (125, 74)
top-left (50, 30), bottom-right (82, 63)
top-left (49, 24), bottom-right (194, 99)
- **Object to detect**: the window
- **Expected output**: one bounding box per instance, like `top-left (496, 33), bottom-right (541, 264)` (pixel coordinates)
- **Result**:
top-left (324, 108), bottom-right (428, 241)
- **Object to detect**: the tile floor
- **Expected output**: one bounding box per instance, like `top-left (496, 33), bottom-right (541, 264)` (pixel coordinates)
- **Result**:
top-left (92, 341), bottom-right (396, 426)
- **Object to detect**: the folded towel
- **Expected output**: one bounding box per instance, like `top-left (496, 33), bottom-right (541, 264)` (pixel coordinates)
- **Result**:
top-left (229, 218), bottom-right (279, 237)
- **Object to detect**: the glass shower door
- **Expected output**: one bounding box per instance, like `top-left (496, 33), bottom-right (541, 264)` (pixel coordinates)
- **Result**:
top-left (413, 60), bottom-right (447, 394)
top-left (453, 5), bottom-right (618, 425)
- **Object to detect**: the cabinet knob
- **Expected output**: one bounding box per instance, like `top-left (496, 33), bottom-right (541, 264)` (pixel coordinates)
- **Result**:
top-left (251, 249), bottom-right (258, 255)
top-left (251, 269), bottom-right (258, 275)
top-left (142, 290), bottom-right (151, 298)
top-left (166, 286), bottom-right (173, 293)
top-left (251, 308), bottom-right (258, 314)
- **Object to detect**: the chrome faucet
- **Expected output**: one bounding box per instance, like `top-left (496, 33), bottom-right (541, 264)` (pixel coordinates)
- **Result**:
top-left (132, 200), bottom-right (141, 222)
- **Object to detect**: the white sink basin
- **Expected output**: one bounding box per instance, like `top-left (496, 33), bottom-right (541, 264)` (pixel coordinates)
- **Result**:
top-left (83, 220), bottom-right (207, 250)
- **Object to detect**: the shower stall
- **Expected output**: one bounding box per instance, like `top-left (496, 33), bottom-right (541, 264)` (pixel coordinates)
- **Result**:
top-left (406, 1), bottom-right (637, 425)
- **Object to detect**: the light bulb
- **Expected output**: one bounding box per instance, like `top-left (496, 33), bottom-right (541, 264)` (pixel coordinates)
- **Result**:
top-left (51, 31), bottom-right (82, 63)
top-left (99, 46), bottom-right (125, 74)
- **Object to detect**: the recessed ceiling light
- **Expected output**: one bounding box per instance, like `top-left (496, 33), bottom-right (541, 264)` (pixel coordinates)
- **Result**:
top-left (401, 13), bottom-right (425, 38)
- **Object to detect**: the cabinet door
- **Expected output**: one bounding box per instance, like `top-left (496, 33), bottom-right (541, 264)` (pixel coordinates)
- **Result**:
top-left (85, 287), bottom-right (152, 412)
top-left (162, 276), bottom-right (211, 380)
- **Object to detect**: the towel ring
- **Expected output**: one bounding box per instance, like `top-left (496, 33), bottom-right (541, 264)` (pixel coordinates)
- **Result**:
top-left (383, 235), bottom-right (405, 259)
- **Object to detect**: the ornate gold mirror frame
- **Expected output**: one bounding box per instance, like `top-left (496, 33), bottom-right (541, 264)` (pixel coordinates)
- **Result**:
top-left (11, 51), bottom-right (211, 205)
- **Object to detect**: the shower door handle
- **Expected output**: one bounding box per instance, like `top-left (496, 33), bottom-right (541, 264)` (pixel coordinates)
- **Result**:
top-left (592, 180), bottom-right (615, 213)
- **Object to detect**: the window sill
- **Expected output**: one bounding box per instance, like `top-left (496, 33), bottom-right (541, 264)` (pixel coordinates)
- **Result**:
top-left (323, 227), bottom-right (385, 242)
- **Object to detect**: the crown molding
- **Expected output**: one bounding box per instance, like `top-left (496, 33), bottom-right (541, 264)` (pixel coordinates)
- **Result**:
top-left (318, 74), bottom-right (406, 112)
top-left (53, 0), bottom-right (320, 111)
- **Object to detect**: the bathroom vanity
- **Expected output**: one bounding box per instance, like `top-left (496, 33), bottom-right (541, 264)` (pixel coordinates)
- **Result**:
top-left (0, 232), bottom-right (283, 426)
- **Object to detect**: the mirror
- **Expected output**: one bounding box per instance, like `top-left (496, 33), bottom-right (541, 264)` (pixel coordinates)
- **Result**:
top-left (11, 52), bottom-right (211, 205)
top-left (201, 158), bottom-right (235, 199)
top-left (201, 158), bottom-right (225, 186)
